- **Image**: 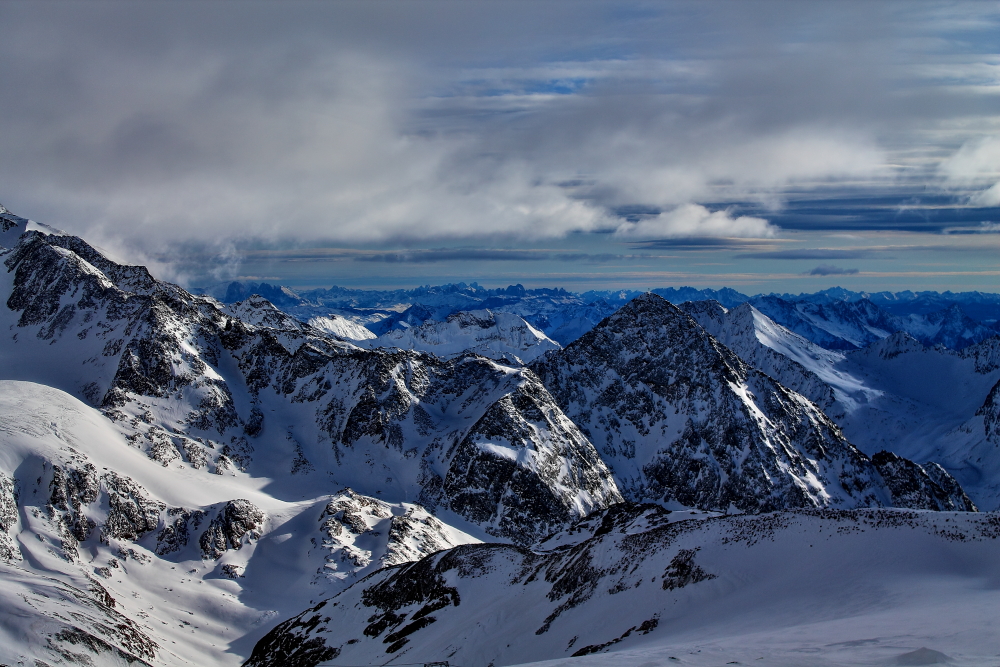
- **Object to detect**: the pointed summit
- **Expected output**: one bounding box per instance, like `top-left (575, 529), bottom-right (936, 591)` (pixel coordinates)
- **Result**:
top-left (533, 292), bottom-right (964, 513)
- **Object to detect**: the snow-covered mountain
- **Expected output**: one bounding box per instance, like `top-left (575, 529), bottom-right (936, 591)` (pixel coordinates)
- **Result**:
top-left (246, 503), bottom-right (1000, 667)
top-left (305, 314), bottom-right (377, 340)
top-left (746, 295), bottom-right (904, 350)
top-left (0, 380), bottom-right (483, 666)
top-left (0, 210), bottom-right (627, 664)
top-left (0, 220), bottom-right (620, 545)
top-left (360, 309), bottom-right (560, 363)
top-left (206, 281), bottom-right (620, 346)
top-left (531, 293), bottom-right (968, 512)
top-left (211, 277), bottom-right (1000, 354)
top-left (677, 297), bottom-right (1000, 509)
top-left (747, 293), bottom-right (999, 351)
top-left (680, 300), bottom-right (841, 412)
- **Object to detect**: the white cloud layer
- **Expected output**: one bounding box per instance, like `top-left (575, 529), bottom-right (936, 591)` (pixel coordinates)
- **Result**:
top-left (940, 137), bottom-right (1000, 205)
top-left (614, 205), bottom-right (777, 239)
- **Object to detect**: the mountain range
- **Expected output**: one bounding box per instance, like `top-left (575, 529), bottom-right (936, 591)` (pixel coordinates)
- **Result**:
top-left (0, 203), bottom-right (998, 666)
top-left (204, 279), bottom-right (1000, 352)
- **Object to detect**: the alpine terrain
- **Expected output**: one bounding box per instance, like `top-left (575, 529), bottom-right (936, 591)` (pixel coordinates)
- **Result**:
top-left (0, 203), bottom-right (995, 667)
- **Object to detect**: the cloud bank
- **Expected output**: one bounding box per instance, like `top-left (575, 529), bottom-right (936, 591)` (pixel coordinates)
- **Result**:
top-left (0, 2), bottom-right (996, 285)
top-left (808, 264), bottom-right (860, 276)
top-left (615, 205), bottom-right (776, 239)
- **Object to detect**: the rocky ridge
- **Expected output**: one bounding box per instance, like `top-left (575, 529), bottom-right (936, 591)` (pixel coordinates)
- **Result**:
top-left (0, 222), bottom-right (621, 545)
top-left (531, 293), bottom-right (968, 513)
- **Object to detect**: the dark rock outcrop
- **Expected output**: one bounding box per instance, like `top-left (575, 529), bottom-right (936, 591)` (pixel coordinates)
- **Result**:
top-left (872, 451), bottom-right (977, 511)
top-left (532, 293), bottom-right (890, 512)
top-left (199, 499), bottom-right (265, 559)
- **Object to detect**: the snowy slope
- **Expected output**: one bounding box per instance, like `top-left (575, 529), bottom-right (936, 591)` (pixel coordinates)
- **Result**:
top-left (362, 309), bottom-right (560, 363)
top-left (246, 503), bottom-right (1000, 667)
top-left (679, 300), bottom-right (881, 417)
top-left (0, 380), bottom-right (484, 666)
top-left (833, 334), bottom-right (1000, 508)
top-left (305, 314), bottom-right (377, 340)
top-left (531, 294), bottom-right (966, 513)
top-left (748, 295), bottom-right (902, 350)
top-left (748, 293), bottom-right (998, 351)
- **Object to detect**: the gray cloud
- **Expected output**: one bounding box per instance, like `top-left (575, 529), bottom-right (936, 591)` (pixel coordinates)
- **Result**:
top-left (0, 2), bottom-right (997, 285)
top-left (808, 264), bottom-right (860, 276)
top-left (630, 237), bottom-right (777, 249)
top-left (355, 249), bottom-right (637, 263)
top-left (739, 249), bottom-right (880, 260)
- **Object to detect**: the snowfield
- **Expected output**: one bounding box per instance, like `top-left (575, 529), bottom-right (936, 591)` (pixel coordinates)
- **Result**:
top-left (247, 505), bottom-right (1000, 667)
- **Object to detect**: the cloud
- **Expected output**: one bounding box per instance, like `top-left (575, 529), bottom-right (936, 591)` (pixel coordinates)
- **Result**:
top-left (0, 1), bottom-right (996, 286)
top-left (970, 183), bottom-right (1000, 207)
top-left (614, 205), bottom-right (777, 240)
top-left (738, 249), bottom-right (877, 260)
top-left (942, 221), bottom-right (1000, 234)
top-left (628, 237), bottom-right (776, 249)
top-left (940, 137), bottom-right (1000, 206)
top-left (354, 249), bottom-right (637, 263)
top-left (808, 264), bottom-right (859, 276)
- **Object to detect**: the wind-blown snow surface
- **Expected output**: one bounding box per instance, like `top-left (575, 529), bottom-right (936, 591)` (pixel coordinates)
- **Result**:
top-left (361, 309), bottom-right (560, 363)
top-left (246, 503), bottom-right (1000, 667)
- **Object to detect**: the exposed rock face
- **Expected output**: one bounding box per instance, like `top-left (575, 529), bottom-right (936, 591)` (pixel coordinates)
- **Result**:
top-left (224, 295), bottom-right (311, 332)
top-left (382, 506), bottom-right (463, 567)
top-left (155, 508), bottom-right (208, 556)
top-left (199, 499), bottom-right (265, 559)
top-left (532, 293), bottom-right (894, 512)
top-left (316, 489), bottom-right (479, 585)
top-left (101, 471), bottom-right (166, 543)
top-left (0, 472), bottom-right (19, 562)
top-left (871, 451), bottom-right (976, 511)
top-left (48, 463), bottom-right (100, 556)
top-left (976, 378), bottom-right (1000, 443)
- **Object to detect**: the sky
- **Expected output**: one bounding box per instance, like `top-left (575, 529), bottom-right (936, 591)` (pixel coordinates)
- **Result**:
top-left (1, 1), bottom-right (999, 294)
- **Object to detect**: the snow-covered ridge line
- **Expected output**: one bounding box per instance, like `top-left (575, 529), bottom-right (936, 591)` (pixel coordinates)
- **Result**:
top-left (531, 293), bottom-right (973, 513)
top-left (246, 503), bottom-right (1000, 667)
top-left (358, 308), bottom-right (561, 363)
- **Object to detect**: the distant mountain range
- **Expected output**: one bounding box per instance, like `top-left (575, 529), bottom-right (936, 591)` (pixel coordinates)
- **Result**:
top-left (202, 280), bottom-right (1000, 351)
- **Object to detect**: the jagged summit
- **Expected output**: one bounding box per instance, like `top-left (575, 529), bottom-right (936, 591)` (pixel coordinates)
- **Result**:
top-left (534, 292), bottom-right (967, 513)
